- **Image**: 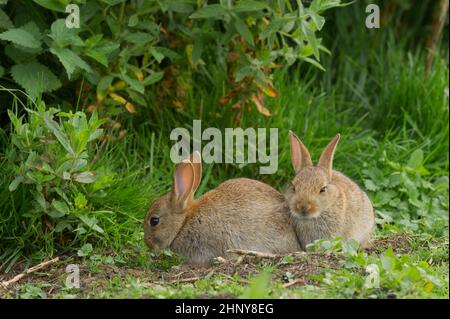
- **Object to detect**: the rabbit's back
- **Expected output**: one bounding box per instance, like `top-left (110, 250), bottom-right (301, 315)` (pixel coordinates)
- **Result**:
top-left (171, 178), bottom-right (301, 264)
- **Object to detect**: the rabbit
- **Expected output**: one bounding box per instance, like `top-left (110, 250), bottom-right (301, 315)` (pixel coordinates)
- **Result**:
top-left (284, 131), bottom-right (374, 249)
top-left (144, 151), bottom-right (301, 265)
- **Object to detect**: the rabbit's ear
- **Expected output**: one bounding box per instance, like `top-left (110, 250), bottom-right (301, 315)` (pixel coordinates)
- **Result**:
top-left (318, 134), bottom-right (340, 179)
top-left (289, 131), bottom-right (312, 173)
top-left (189, 151), bottom-right (202, 195)
top-left (173, 159), bottom-right (195, 208)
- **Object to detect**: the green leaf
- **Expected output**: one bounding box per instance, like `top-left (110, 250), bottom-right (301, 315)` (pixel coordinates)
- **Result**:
top-left (49, 19), bottom-right (83, 47)
top-left (303, 24), bottom-right (320, 59)
top-left (307, 9), bottom-right (326, 31)
top-left (44, 112), bottom-right (74, 154)
top-left (0, 28), bottom-right (41, 49)
top-left (121, 73), bottom-right (145, 94)
top-left (97, 75), bottom-right (114, 93)
top-left (302, 57), bottom-right (325, 71)
top-left (0, 8), bottom-right (14, 29)
top-left (364, 179), bottom-right (378, 192)
top-left (11, 62), bottom-right (61, 100)
top-left (240, 272), bottom-right (271, 298)
top-left (128, 14), bottom-right (139, 27)
top-left (52, 199), bottom-right (70, 215)
top-left (54, 221), bottom-right (71, 233)
top-left (233, 0), bottom-right (267, 12)
top-left (234, 17), bottom-right (254, 46)
top-left (150, 47), bottom-right (164, 63)
top-left (50, 47), bottom-right (92, 79)
top-left (190, 4), bottom-right (226, 18)
top-left (260, 17), bottom-right (285, 39)
top-left (0, 65), bottom-right (4, 78)
top-left (123, 31), bottom-right (153, 45)
top-left (73, 171), bottom-right (98, 183)
top-left (142, 71), bottom-right (164, 86)
top-left (77, 243), bottom-right (93, 257)
top-left (88, 129), bottom-right (103, 142)
top-left (57, 159), bottom-right (88, 174)
top-left (79, 215), bottom-right (104, 234)
top-left (9, 176), bottom-right (23, 191)
top-left (407, 149), bottom-right (424, 170)
top-left (101, 0), bottom-right (126, 6)
top-left (48, 209), bottom-right (66, 218)
top-left (74, 193), bottom-right (88, 209)
top-left (32, 0), bottom-right (70, 12)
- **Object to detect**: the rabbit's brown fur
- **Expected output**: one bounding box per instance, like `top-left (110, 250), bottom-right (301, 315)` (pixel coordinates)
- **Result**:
top-left (144, 152), bottom-right (301, 265)
top-left (284, 132), bottom-right (374, 249)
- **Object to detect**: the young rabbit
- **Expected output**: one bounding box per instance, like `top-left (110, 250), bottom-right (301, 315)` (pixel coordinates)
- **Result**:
top-left (284, 131), bottom-right (374, 249)
top-left (144, 151), bottom-right (301, 265)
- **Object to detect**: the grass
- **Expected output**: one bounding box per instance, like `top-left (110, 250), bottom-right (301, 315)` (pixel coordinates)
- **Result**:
top-left (0, 4), bottom-right (448, 298)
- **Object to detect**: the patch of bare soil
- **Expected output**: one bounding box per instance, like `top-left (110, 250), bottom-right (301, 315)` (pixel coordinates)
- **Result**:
top-left (153, 251), bottom-right (341, 288)
top-left (0, 233), bottom-right (415, 298)
top-left (365, 233), bottom-right (413, 255)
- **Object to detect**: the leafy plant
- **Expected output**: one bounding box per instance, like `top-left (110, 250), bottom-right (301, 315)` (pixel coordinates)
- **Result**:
top-left (0, 0), bottom-right (343, 118)
top-left (362, 148), bottom-right (449, 235)
top-left (7, 100), bottom-right (107, 238)
top-left (308, 238), bottom-right (445, 298)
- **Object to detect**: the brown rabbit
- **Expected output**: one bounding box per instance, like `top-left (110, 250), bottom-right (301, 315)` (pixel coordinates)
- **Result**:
top-left (284, 131), bottom-right (374, 249)
top-left (144, 151), bottom-right (301, 265)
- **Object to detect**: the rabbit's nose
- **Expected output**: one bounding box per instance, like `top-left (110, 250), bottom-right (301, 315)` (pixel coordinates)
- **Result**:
top-left (297, 202), bottom-right (315, 215)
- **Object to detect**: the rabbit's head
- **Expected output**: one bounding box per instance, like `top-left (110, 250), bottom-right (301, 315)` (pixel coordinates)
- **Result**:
top-left (285, 132), bottom-right (341, 221)
top-left (144, 152), bottom-right (202, 250)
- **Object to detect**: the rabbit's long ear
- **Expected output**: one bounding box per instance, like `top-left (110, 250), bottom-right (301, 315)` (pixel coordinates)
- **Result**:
top-left (173, 159), bottom-right (195, 209)
top-left (189, 151), bottom-right (202, 195)
top-left (318, 134), bottom-right (340, 179)
top-left (289, 131), bottom-right (312, 173)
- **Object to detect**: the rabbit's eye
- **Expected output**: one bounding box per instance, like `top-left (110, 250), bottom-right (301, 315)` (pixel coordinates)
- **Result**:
top-left (320, 186), bottom-right (327, 193)
top-left (150, 216), bottom-right (160, 226)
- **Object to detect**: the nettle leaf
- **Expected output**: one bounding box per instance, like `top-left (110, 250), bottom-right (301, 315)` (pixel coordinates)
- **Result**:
top-left (0, 8), bottom-right (14, 29)
top-left (363, 179), bottom-right (378, 192)
top-left (49, 19), bottom-right (83, 47)
top-left (0, 28), bottom-right (41, 49)
top-left (11, 62), bottom-right (61, 100)
top-left (4, 44), bottom-right (36, 63)
top-left (50, 47), bottom-right (93, 79)
top-left (190, 4), bottom-right (227, 19)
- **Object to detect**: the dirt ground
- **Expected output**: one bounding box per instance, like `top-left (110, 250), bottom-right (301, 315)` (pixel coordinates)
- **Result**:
top-left (0, 233), bottom-right (413, 298)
